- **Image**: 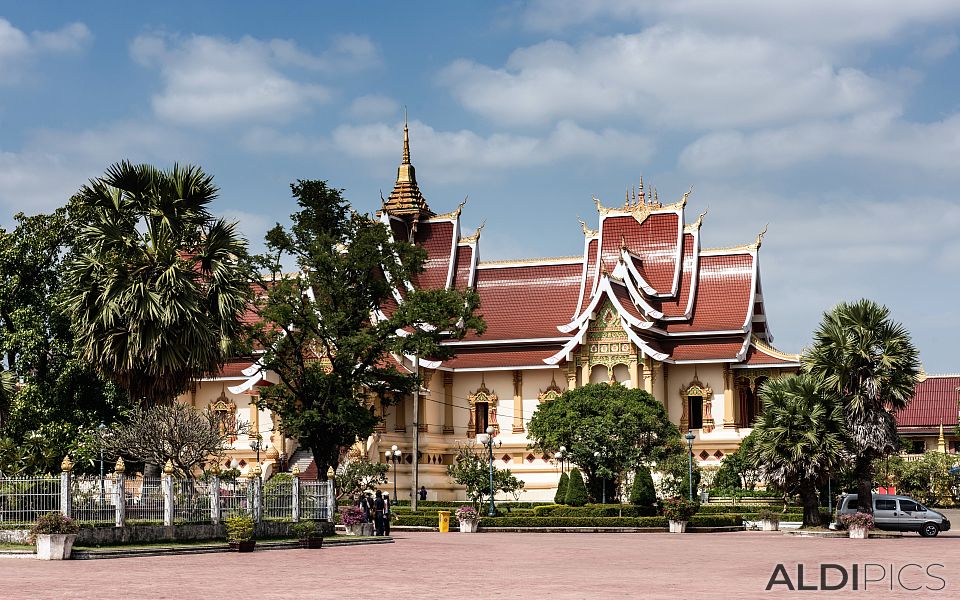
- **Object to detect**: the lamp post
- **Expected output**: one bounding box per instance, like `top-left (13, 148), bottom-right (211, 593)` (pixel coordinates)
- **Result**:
top-left (477, 426), bottom-right (501, 517)
top-left (558, 445), bottom-right (567, 474)
top-left (97, 422), bottom-right (107, 505)
top-left (250, 434), bottom-right (266, 465)
top-left (384, 445), bottom-right (401, 501)
top-left (684, 430), bottom-right (696, 501)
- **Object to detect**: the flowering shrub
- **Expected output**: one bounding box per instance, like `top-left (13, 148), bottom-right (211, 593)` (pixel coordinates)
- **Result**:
top-left (757, 509), bottom-right (781, 524)
top-left (456, 505), bottom-right (479, 521)
top-left (29, 512), bottom-right (79, 543)
top-left (340, 506), bottom-right (366, 526)
top-left (660, 497), bottom-right (699, 522)
top-left (839, 512), bottom-right (875, 530)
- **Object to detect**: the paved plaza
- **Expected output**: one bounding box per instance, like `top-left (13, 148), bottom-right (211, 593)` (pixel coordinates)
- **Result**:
top-left (2, 527), bottom-right (959, 599)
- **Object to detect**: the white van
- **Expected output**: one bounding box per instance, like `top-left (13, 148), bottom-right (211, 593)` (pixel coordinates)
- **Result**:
top-left (837, 493), bottom-right (951, 537)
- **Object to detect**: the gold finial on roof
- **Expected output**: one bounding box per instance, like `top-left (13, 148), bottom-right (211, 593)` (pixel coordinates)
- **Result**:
top-left (754, 223), bottom-right (769, 248)
top-left (620, 234), bottom-right (627, 251)
top-left (326, 466), bottom-right (336, 479)
top-left (578, 217), bottom-right (597, 237)
top-left (460, 221), bottom-right (485, 244)
top-left (938, 422), bottom-right (947, 453)
top-left (115, 457), bottom-right (126, 474)
top-left (163, 459), bottom-right (175, 476)
top-left (638, 175), bottom-right (644, 202)
top-left (380, 115), bottom-right (432, 218)
top-left (653, 188), bottom-right (659, 206)
top-left (61, 455), bottom-right (74, 473)
top-left (680, 185), bottom-right (693, 208)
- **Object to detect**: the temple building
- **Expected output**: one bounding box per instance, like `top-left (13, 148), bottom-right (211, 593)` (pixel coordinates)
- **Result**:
top-left (180, 123), bottom-right (808, 500)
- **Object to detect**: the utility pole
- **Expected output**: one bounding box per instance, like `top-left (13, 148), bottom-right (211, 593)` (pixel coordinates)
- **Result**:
top-left (411, 355), bottom-right (420, 512)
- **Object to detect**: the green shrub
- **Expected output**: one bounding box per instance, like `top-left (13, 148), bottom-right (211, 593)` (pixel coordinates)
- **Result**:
top-left (712, 459), bottom-right (742, 491)
top-left (565, 468), bottom-right (588, 507)
top-left (391, 513), bottom-right (744, 528)
top-left (533, 504), bottom-right (655, 517)
top-left (290, 520), bottom-right (318, 539)
top-left (554, 472), bottom-right (569, 505)
top-left (29, 512), bottom-right (79, 543)
top-left (661, 497), bottom-right (699, 521)
top-left (224, 513), bottom-right (255, 542)
top-left (629, 466), bottom-right (656, 508)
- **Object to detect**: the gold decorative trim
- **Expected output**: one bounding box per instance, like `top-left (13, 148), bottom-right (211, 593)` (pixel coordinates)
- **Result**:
top-left (680, 377), bottom-right (714, 433)
top-left (478, 255), bottom-right (581, 266)
top-left (430, 197), bottom-right (467, 221)
top-left (578, 217), bottom-right (598, 238)
top-left (468, 379), bottom-right (499, 435)
top-left (684, 208), bottom-right (708, 233)
top-left (460, 221), bottom-right (485, 244)
top-left (750, 335), bottom-right (800, 362)
top-left (538, 375), bottom-right (564, 401)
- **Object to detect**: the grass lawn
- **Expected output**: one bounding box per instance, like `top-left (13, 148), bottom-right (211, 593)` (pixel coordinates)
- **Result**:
top-left (0, 542), bottom-right (31, 551)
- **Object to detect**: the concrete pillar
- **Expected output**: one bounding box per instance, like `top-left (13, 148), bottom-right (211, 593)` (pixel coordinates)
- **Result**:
top-left (291, 469), bottom-right (301, 522)
top-left (512, 371), bottom-right (524, 433)
top-left (251, 465), bottom-right (263, 523)
top-left (162, 464), bottom-right (174, 527)
top-left (629, 361), bottom-right (640, 390)
top-left (59, 456), bottom-right (73, 518)
top-left (114, 457), bottom-right (126, 528)
top-left (443, 373), bottom-right (455, 434)
top-left (326, 477), bottom-right (336, 522)
top-left (210, 474), bottom-right (221, 524)
top-left (723, 365), bottom-right (737, 429)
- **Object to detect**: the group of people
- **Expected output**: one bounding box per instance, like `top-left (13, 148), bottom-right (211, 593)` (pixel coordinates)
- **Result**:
top-left (357, 490), bottom-right (392, 536)
top-left (356, 486), bottom-right (429, 536)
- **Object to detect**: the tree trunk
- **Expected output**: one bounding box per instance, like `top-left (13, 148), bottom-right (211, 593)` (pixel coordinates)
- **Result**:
top-left (855, 454), bottom-right (874, 515)
top-left (143, 462), bottom-right (160, 479)
top-left (798, 481), bottom-right (822, 527)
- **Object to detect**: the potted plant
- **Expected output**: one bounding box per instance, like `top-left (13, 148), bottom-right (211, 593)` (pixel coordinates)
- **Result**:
top-left (30, 512), bottom-right (80, 560)
top-left (340, 506), bottom-right (367, 536)
top-left (456, 505), bottom-right (480, 533)
top-left (661, 497), bottom-right (699, 533)
top-left (224, 512), bottom-right (256, 552)
top-left (758, 509), bottom-right (781, 532)
top-left (290, 520), bottom-right (324, 549)
top-left (839, 512), bottom-right (875, 539)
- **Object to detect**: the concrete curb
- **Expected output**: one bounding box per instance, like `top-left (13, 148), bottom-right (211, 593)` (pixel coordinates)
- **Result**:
top-left (389, 525), bottom-right (745, 534)
top-left (70, 537), bottom-right (393, 560)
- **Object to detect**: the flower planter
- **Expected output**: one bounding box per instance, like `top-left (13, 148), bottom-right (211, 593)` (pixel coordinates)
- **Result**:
top-left (229, 540), bottom-right (256, 553)
top-left (298, 537), bottom-right (324, 549)
top-left (668, 520), bottom-right (688, 533)
top-left (458, 519), bottom-right (480, 533)
top-left (345, 523), bottom-right (375, 536)
top-left (35, 534), bottom-right (76, 560)
top-left (761, 520), bottom-right (779, 532)
top-left (848, 526), bottom-right (868, 539)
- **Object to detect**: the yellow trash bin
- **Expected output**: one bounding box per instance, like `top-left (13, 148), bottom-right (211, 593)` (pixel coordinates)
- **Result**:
top-left (438, 510), bottom-right (451, 533)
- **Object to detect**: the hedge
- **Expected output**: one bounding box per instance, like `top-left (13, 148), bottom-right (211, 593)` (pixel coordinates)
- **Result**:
top-left (533, 504), bottom-right (657, 518)
top-left (707, 489), bottom-right (783, 499)
top-left (696, 504), bottom-right (781, 514)
top-left (393, 500), bottom-right (550, 508)
top-left (393, 514), bottom-right (744, 528)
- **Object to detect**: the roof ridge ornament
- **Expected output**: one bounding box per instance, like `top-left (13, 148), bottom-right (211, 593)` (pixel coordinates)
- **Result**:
top-left (754, 223), bottom-right (769, 249)
top-left (684, 207), bottom-right (708, 233)
top-left (433, 197), bottom-right (468, 221)
top-left (577, 217), bottom-right (598, 238)
top-left (460, 220), bottom-right (485, 244)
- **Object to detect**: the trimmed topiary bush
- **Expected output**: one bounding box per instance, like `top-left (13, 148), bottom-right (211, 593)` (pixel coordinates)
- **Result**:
top-left (565, 468), bottom-right (588, 507)
top-left (629, 466), bottom-right (656, 509)
top-left (554, 472), bottom-right (569, 505)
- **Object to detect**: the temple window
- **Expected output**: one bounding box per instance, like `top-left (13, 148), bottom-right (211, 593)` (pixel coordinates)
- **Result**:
top-left (210, 387), bottom-right (237, 442)
top-left (680, 378), bottom-right (713, 433)
top-left (687, 393), bottom-right (704, 430)
top-left (474, 401), bottom-right (489, 434)
top-left (468, 380), bottom-right (499, 436)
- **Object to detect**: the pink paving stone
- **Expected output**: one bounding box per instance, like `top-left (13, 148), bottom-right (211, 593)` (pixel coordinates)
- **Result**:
top-left (2, 528), bottom-right (959, 599)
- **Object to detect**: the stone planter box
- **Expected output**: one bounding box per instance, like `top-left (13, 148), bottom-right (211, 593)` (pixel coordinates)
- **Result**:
top-left (229, 540), bottom-right (256, 552)
top-left (760, 520), bottom-right (779, 532)
top-left (298, 537), bottom-right (324, 549)
top-left (848, 526), bottom-right (869, 539)
top-left (668, 520), bottom-right (688, 533)
top-left (345, 523), bottom-right (375, 536)
top-left (458, 519), bottom-right (479, 533)
top-left (36, 534), bottom-right (77, 560)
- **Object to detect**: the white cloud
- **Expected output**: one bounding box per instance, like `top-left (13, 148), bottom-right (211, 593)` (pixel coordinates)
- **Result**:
top-left (440, 27), bottom-right (895, 129)
top-left (0, 18), bottom-right (91, 83)
top-left (0, 122), bottom-right (194, 217)
top-left (522, 0), bottom-right (960, 47)
top-left (331, 119), bottom-right (655, 182)
top-left (220, 208), bottom-right (273, 249)
top-left (347, 94), bottom-right (399, 120)
top-left (679, 110), bottom-right (960, 174)
top-left (130, 32), bottom-right (379, 126)
top-left (916, 33), bottom-right (959, 62)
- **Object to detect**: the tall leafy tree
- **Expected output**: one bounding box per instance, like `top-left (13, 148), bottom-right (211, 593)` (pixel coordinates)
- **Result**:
top-left (751, 375), bottom-right (848, 527)
top-left (802, 299), bottom-right (920, 515)
top-left (62, 161), bottom-right (251, 406)
top-left (251, 180), bottom-right (484, 477)
top-left (527, 382), bottom-right (682, 501)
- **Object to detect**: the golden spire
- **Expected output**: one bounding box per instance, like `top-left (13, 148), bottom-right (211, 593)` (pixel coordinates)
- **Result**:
top-left (379, 115), bottom-right (432, 218)
top-left (638, 175), bottom-right (644, 204)
top-left (402, 109), bottom-right (411, 165)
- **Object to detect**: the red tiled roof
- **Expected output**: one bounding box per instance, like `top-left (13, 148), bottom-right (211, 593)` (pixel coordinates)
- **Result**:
top-left (741, 342), bottom-right (799, 366)
top-left (442, 345), bottom-right (565, 369)
top-left (412, 221), bottom-right (455, 290)
top-left (453, 244), bottom-right (473, 290)
top-left (661, 336), bottom-right (746, 361)
top-left (610, 279), bottom-right (646, 322)
top-left (659, 233), bottom-right (696, 318)
top-left (214, 358), bottom-right (258, 379)
top-left (468, 263), bottom-right (582, 340)
top-left (664, 253), bottom-right (753, 333)
top-left (895, 376), bottom-right (960, 429)
top-left (600, 213), bottom-right (679, 294)
top-left (579, 238), bottom-right (599, 314)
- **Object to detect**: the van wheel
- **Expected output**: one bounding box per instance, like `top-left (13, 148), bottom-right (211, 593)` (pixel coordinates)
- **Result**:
top-left (920, 522), bottom-right (940, 537)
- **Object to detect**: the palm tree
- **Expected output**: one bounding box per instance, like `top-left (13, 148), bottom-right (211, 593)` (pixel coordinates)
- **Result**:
top-left (802, 299), bottom-right (919, 515)
top-left (63, 161), bottom-right (250, 407)
top-left (751, 375), bottom-right (847, 527)
top-left (0, 369), bottom-right (16, 428)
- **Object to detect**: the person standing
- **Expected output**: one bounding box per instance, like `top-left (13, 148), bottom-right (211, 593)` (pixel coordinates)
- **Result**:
top-left (373, 490), bottom-right (386, 536)
top-left (359, 492), bottom-right (371, 524)
top-left (418, 485), bottom-right (428, 501)
top-left (383, 492), bottom-right (392, 536)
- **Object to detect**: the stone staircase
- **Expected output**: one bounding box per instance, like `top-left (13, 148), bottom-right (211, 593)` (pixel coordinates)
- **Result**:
top-left (289, 449), bottom-right (314, 474)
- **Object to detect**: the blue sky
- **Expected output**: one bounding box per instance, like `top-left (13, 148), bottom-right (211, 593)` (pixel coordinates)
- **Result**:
top-left (2, 1), bottom-right (959, 371)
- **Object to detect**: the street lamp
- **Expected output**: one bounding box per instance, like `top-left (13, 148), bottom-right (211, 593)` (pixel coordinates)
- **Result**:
top-left (558, 445), bottom-right (567, 474)
top-left (250, 434), bottom-right (267, 465)
top-left (97, 422), bottom-right (107, 505)
top-left (477, 426), bottom-right (501, 517)
top-left (684, 430), bottom-right (696, 501)
top-left (385, 445), bottom-right (401, 500)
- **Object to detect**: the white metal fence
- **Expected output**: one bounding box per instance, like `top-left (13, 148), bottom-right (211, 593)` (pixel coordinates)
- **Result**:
top-left (0, 472), bottom-right (334, 527)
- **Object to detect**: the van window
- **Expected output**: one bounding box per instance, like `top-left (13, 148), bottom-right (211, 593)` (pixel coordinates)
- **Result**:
top-left (875, 499), bottom-right (896, 511)
top-left (899, 500), bottom-right (920, 512)
top-left (846, 498), bottom-right (857, 510)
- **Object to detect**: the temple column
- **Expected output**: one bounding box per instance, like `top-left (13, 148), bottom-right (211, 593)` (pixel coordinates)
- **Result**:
top-left (566, 363), bottom-right (577, 391)
top-left (580, 361), bottom-right (590, 386)
top-left (512, 371), bottom-right (524, 433)
top-left (249, 399), bottom-right (260, 438)
top-left (394, 395), bottom-right (406, 432)
top-left (443, 373), bottom-right (454, 434)
top-left (723, 365), bottom-right (737, 430)
top-left (419, 368), bottom-right (432, 433)
top-left (629, 360), bottom-right (640, 389)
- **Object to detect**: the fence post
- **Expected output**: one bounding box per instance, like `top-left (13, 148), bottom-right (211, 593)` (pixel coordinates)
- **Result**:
top-left (60, 455), bottom-right (73, 518)
top-left (114, 458), bottom-right (126, 528)
top-left (291, 466), bottom-right (301, 523)
top-left (210, 468), bottom-right (221, 525)
top-left (325, 466), bottom-right (336, 522)
top-left (162, 460), bottom-right (174, 527)
top-left (252, 465), bottom-right (264, 523)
